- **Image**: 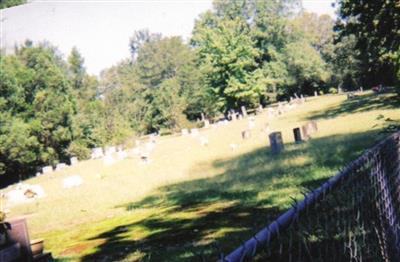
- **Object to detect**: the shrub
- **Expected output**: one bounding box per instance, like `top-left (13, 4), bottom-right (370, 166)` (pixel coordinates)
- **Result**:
top-left (329, 87), bottom-right (338, 94)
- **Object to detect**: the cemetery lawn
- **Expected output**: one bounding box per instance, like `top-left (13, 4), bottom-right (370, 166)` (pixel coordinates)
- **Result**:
top-left (4, 92), bottom-right (400, 261)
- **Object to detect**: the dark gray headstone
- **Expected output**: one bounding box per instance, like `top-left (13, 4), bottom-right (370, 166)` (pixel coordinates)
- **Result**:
top-left (0, 242), bottom-right (21, 262)
top-left (293, 128), bottom-right (302, 143)
top-left (269, 132), bottom-right (284, 154)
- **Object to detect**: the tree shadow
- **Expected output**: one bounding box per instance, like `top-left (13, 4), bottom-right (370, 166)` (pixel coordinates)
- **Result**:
top-left (306, 92), bottom-right (400, 120)
top-left (80, 130), bottom-right (386, 261)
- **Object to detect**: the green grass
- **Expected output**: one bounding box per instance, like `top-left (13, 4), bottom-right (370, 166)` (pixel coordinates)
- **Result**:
top-left (3, 92), bottom-right (400, 261)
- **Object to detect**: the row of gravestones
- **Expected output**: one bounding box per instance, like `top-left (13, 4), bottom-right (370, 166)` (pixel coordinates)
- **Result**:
top-left (39, 157), bottom-right (78, 176)
top-left (269, 121), bottom-right (318, 154)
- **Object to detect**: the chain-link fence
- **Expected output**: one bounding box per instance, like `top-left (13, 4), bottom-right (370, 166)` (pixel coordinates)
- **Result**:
top-left (220, 131), bottom-right (400, 262)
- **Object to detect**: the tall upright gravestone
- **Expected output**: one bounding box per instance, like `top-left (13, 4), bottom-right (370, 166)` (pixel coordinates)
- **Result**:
top-left (241, 106), bottom-right (247, 117)
top-left (269, 132), bottom-right (284, 154)
top-left (293, 128), bottom-right (302, 143)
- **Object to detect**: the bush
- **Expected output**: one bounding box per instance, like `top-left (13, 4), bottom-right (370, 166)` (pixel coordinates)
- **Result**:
top-left (329, 87), bottom-right (338, 94)
top-left (66, 140), bottom-right (91, 160)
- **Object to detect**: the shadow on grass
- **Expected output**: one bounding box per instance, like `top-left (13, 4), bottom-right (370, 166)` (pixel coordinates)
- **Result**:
top-left (80, 130), bottom-right (386, 262)
top-left (306, 92), bottom-right (400, 120)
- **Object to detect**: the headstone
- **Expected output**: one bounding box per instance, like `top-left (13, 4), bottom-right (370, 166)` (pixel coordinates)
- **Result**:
top-left (301, 125), bottom-right (311, 140)
top-left (241, 106), bottom-right (247, 117)
top-left (201, 112), bottom-right (205, 121)
top-left (241, 130), bottom-right (251, 140)
top-left (117, 150), bottom-right (128, 160)
top-left (360, 86), bottom-right (363, 92)
top-left (269, 132), bottom-right (284, 154)
top-left (91, 147), bottom-right (104, 159)
top-left (314, 91), bottom-right (318, 97)
top-left (293, 128), bottom-right (302, 143)
top-left (204, 119), bottom-right (210, 128)
top-left (105, 146), bottom-right (116, 156)
top-left (63, 176), bottom-right (83, 189)
top-left (70, 157), bottom-right (78, 166)
top-left (42, 166), bottom-right (53, 174)
top-left (300, 95), bottom-right (305, 103)
top-left (231, 110), bottom-right (237, 121)
top-left (7, 218), bottom-right (32, 261)
top-left (0, 242), bottom-right (21, 262)
top-left (238, 114), bottom-right (243, 120)
top-left (310, 121), bottom-right (318, 133)
top-left (181, 128), bottom-right (189, 136)
top-left (103, 155), bottom-right (115, 166)
top-left (55, 163), bottom-right (67, 171)
top-left (35, 172), bottom-right (42, 177)
top-left (190, 128), bottom-right (199, 137)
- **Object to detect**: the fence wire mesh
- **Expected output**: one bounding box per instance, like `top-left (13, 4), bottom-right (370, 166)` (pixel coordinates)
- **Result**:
top-left (220, 131), bottom-right (400, 262)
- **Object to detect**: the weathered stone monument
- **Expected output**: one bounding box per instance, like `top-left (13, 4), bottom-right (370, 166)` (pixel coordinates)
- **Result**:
top-left (293, 128), bottom-right (302, 143)
top-left (302, 121), bottom-right (318, 140)
top-left (269, 132), bottom-right (284, 154)
top-left (241, 106), bottom-right (247, 117)
top-left (314, 91), bottom-right (318, 97)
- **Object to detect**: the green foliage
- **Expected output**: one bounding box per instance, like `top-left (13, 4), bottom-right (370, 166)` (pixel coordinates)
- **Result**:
top-left (329, 87), bottom-right (338, 94)
top-left (336, 0), bottom-right (400, 87)
top-left (0, 0), bottom-right (25, 9)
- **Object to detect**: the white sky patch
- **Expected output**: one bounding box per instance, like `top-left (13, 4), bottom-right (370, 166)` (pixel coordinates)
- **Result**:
top-left (1, 0), bottom-right (337, 75)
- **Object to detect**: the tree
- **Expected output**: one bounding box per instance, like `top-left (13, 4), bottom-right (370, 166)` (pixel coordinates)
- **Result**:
top-left (68, 47), bottom-right (86, 90)
top-left (193, 17), bottom-right (263, 111)
top-left (336, 0), bottom-right (400, 88)
top-left (0, 0), bottom-right (26, 9)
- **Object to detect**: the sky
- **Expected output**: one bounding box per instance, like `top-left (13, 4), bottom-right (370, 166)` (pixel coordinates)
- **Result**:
top-left (1, 0), bottom-right (336, 75)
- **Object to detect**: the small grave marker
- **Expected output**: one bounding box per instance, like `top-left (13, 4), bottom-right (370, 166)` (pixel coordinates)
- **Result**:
top-left (55, 163), bottom-right (67, 171)
top-left (181, 128), bottom-right (189, 136)
top-left (269, 132), bottom-right (284, 154)
top-left (42, 166), bottom-right (53, 174)
top-left (293, 128), bottom-right (302, 143)
top-left (70, 157), bottom-right (78, 166)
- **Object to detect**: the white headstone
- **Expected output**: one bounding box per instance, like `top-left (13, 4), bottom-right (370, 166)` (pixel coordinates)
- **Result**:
top-left (204, 119), bottom-right (210, 128)
top-left (117, 150), bottom-right (128, 160)
top-left (55, 163), bottom-right (67, 171)
top-left (42, 166), bottom-right (53, 174)
top-left (63, 175), bottom-right (83, 189)
top-left (191, 128), bottom-right (199, 137)
top-left (105, 146), bottom-right (116, 155)
top-left (70, 157), bottom-right (78, 166)
top-left (182, 128), bottom-right (189, 136)
top-left (91, 147), bottom-right (104, 159)
top-left (241, 106), bottom-right (247, 117)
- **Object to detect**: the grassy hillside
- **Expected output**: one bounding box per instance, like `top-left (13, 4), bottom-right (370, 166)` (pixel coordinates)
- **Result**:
top-left (3, 92), bottom-right (400, 261)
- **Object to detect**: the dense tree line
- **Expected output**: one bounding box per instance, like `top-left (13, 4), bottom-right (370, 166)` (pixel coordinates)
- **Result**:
top-left (0, 0), bottom-right (398, 183)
